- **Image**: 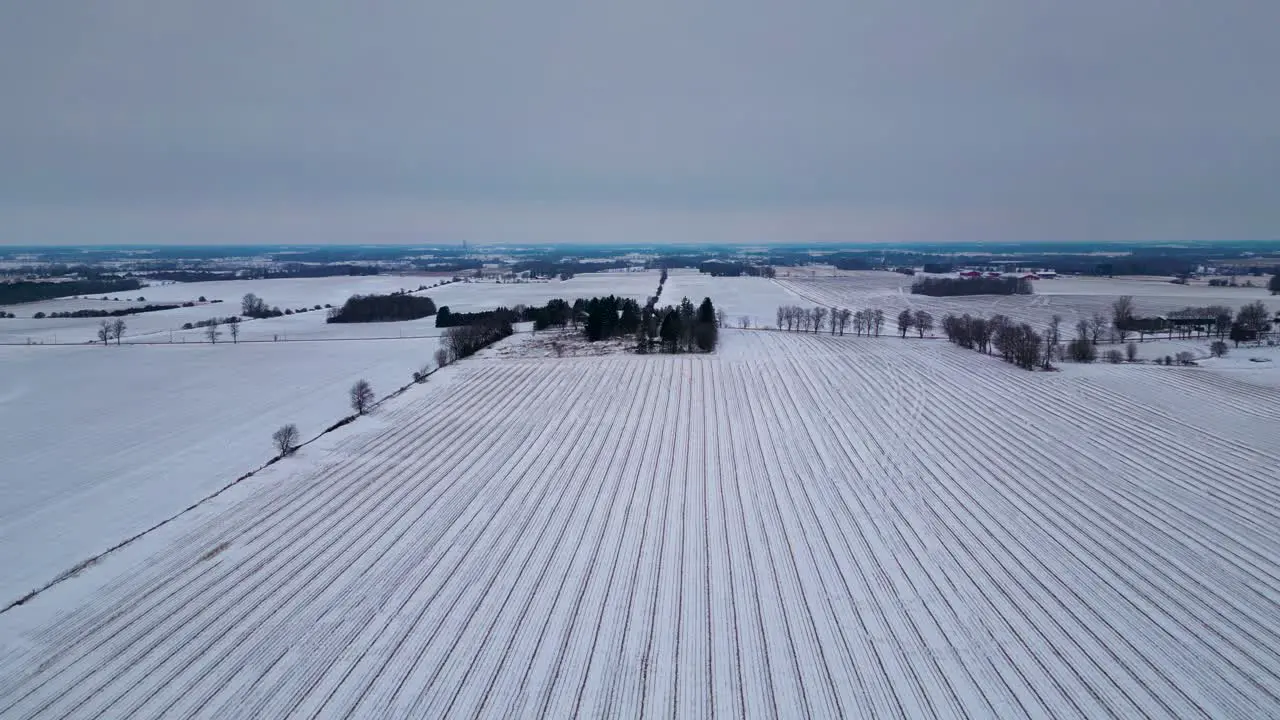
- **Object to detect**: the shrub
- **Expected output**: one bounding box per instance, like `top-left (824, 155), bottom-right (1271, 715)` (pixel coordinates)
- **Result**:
top-left (1125, 342), bottom-right (1138, 362)
top-left (1105, 349), bottom-right (1124, 364)
top-left (1067, 337), bottom-right (1097, 363)
top-left (1210, 340), bottom-right (1228, 358)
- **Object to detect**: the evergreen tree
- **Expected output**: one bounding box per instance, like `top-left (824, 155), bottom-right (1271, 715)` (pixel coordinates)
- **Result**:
top-left (695, 297), bottom-right (719, 352)
top-left (659, 308), bottom-right (681, 353)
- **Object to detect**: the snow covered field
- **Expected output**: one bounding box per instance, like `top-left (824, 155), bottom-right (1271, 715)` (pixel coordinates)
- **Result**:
top-left (0, 277), bottom-right (428, 345)
top-left (777, 272), bottom-right (1275, 334)
top-left (429, 271), bottom-right (662, 313)
top-left (3, 330), bottom-right (1280, 718)
top-left (0, 337), bottom-right (443, 604)
top-left (0, 273), bottom-right (665, 345)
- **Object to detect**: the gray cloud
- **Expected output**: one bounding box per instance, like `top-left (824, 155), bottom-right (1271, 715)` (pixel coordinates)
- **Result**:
top-left (2, 1), bottom-right (1277, 244)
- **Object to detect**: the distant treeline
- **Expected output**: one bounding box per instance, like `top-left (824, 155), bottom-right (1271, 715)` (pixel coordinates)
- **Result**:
top-left (412, 260), bottom-right (484, 273)
top-left (697, 261), bottom-right (776, 278)
top-left (436, 306), bottom-right (501, 328)
top-left (510, 259), bottom-right (635, 278)
top-left (146, 265), bottom-right (381, 283)
top-left (911, 276), bottom-right (1032, 297)
top-left (0, 278), bottom-right (143, 305)
top-left (35, 304), bottom-right (180, 319)
top-left (327, 294), bottom-right (437, 323)
top-left (831, 257), bottom-right (874, 271)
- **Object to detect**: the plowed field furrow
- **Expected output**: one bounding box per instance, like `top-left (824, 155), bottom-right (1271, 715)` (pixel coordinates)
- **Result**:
top-left (3, 329), bottom-right (1279, 719)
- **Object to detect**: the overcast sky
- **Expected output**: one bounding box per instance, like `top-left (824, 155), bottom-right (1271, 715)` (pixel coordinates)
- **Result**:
top-left (1, 2), bottom-right (1277, 246)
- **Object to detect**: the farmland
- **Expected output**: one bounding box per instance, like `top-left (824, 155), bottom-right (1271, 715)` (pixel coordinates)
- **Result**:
top-left (776, 271), bottom-right (1275, 335)
top-left (0, 338), bottom-right (445, 604)
top-left (3, 329), bottom-right (1279, 718)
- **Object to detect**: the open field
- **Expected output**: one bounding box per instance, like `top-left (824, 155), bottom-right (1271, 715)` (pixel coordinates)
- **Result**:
top-left (429, 271), bottom-right (662, 313)
top-left (0, 337), bottom-right (443, 604)
top-left (662, 270), bottom-right (804, 328)
top-left (0, 272), bottom-right (665, 345)
top-left (3, 330), bottom-right (1279, 718)
top-left (776, 272), bottom-right (1276, 335)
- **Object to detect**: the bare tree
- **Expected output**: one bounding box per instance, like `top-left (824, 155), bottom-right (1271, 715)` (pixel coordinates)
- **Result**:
top-left (97, 320), bottom-right (112, 346)
top-left (1125, 341), bottom-right (1138, 362)
top-left (272, 423), bottom-right (299, 457)
top-left (104, 318), bottom-right (125, 345)
top-left (1088, 311), bottom-right (1108, 345)
top-left (913, 310), bottom-right (933, 338)
top-left (776, 306), bottom-right (785, 330)
top-left (1112, 296), bottom-right (1135, 342)
top-left (897, 309), bottom-right (913, 338)
top-left (350, 379), bottom-right (374, 415)
top-left (434, 347), bottom-right (451, 368)
top-left (205, 319), bottom-right (221, 343)
top-left (715, 308), bottom-right (727, 329)
top-left (1043, 314), bottom-right (1062, 368)
top-left (1210, 340), bottom-right (1228, 358)
top-left (227, 317), bottom-right (240, 344)
top-left (812, 307), bottom-right (828, 334)
top-left (1238, 300), bottom-right (1270, 339)
top-left (829, 307), bottom-right (840, 335)
top-left (739, 315), bottom-right (750, 329)
top-left (872, 309), bottom-right (885, 337)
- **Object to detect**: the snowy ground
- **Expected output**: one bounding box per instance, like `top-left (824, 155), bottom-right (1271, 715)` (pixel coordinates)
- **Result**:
top-left (428, 271), bottom-right (662, 313)
top-left (0, 273), bottom-right (666, 345)
top-left (0, 275), bottom-right (445, 345)
top-left (0, 337), bottom-right (443, 604)
top-left (776, 272), bottom-right (1276, 334)
top-left (3, 330), bottom-right (1279, 718)
top-left (661, 269), bottom-right (804, 328)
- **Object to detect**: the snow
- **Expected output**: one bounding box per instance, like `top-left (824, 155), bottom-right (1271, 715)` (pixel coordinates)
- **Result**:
top-left (1199, 344), bottom-right (1280, 389)
top-left (660, 269), bottom-right (804, 328)
top-left (3, 329), bottom-right (1280, 717)
top-left (0, 273), bottom-right (667, 345)
top-left (115, 275), bottom-right (439, 310)
top-left (0, 337), bottom-right (443, 604)
top-left (775, 271), bottom-right (1276, 333)
top-left (428, 271), bottom-right (664, 313)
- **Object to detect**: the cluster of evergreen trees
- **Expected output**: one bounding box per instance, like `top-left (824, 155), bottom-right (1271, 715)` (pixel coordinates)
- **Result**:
top-left (530, 299), bottom-right (574, 330)
top-left (911, 276), bottom-right (1032, 296)
top-left (436, 306), bottom-right (516, 328)
top-left (638, 297), bottom-right (719, 353)
top-left (582, 296), bottom-right (642, 341)
top-left (326, 294), bottom-right (437, 323)
top-left (0, 278), bottom-right (143, 305)
top-left (696, 262), bottom-right (776, 278)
